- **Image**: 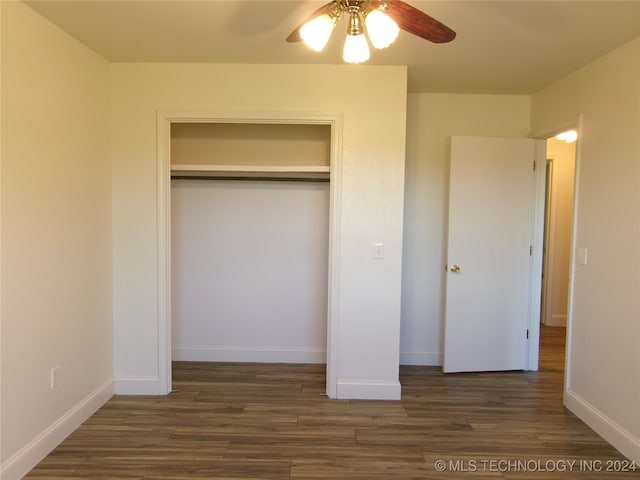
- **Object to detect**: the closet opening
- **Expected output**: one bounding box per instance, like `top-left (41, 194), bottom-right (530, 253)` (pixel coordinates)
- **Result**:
top-left (160, 118), bottom-right (340, 394)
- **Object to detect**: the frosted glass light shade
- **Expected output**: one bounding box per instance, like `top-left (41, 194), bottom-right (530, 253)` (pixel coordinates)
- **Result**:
top-left (343, 33), bottom-right (370, 63)
top-left (300, 14), bottom-right (336, 52)
top-left (556, 130), bottom-right (578, 143)
top-left (365, 10), bottom-right (399, 49)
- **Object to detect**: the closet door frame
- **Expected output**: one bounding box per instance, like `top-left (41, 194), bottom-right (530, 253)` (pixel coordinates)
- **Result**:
top-left (156, 111), bottom-right (344, 397)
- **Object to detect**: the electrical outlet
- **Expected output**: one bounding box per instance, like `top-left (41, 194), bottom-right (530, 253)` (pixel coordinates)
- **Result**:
top-left (50, 366), bottom-right (59, 389)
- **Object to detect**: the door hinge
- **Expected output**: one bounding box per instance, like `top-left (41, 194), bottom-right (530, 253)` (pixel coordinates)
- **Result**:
top-left (533, 160), bottom-right (536, 171)
top-left (526, 329), bottom-right (529, 339)
top-left (529, 245), bottom-right (533, 256)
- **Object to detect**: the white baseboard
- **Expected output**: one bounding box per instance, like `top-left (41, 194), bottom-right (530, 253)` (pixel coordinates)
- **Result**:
top-left (565, 389), bottom-right (640, 463)
top-left (171, 345), bottom-right (326, 364)
top-left (0, 378), bottom-right (113, 480)
top-left (399, 350), bottom-right (442, 366)
top-left (336, 380), bottom-right (401, 400)
top-left (113, 376), bottom-right (162, 395)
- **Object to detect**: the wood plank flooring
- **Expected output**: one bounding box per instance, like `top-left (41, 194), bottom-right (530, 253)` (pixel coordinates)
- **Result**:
top-left (27, 327), bottom-right (638, 479)
top-left (538, 325), bottom-right (566, 373)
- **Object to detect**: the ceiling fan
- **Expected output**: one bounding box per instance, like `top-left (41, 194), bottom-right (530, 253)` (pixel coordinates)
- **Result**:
top-left (287, 0), bottom-right (456, 64)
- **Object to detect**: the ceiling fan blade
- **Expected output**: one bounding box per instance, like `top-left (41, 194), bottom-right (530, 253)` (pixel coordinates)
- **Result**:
top-left (287, 1), bottom-right (338, 42)
top-left (379, 0), bottom-right (456, 43)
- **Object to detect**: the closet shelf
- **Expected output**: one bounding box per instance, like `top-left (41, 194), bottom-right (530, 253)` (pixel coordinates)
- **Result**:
top-left (171, 164), bottom-right (330, 181)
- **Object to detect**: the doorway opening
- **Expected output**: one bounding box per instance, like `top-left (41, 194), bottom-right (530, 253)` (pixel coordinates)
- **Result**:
top-left (539, 131), bottom-right (577, 373)
top-left (170, 122), bottom-right (330, 370)
top-left (156, 112), bottom-right (344, 397)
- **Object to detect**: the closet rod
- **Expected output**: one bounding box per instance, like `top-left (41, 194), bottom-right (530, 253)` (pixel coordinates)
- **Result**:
top-left (171, 175), bottom-right (329, 183)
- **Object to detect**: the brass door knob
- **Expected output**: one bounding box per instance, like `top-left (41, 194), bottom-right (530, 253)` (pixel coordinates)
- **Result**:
top-left (450, 264), bottom-right (461, 273)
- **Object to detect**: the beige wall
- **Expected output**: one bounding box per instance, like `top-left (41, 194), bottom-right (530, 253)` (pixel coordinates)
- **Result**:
top-left (532, 37), bottom-right (640, 462)
top-left (171, 180), bottom-right (330, 363)
top-left (171, 123), bottom-right (330, 167)
top-left (401, 93), bottom-right (531, 364)
top-left (110, 63), bottom-right (408, 399)
top-left (1, 2), bottom-right (113, 477)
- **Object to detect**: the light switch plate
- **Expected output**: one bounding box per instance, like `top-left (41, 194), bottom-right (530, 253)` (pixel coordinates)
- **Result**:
top-left (576, 247), bottom-right (588, 266)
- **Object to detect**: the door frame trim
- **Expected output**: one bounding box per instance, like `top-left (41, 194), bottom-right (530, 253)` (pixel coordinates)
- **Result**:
top-left (527, 139), bottom-right (548, 370)
top-left (540, 156), bottom-right (555, 327)
top-left (156, 110), bottom-right (343, 397)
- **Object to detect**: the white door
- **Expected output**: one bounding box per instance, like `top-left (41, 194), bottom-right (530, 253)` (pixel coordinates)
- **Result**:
top-left (443, 136), bottom-right (536, 373)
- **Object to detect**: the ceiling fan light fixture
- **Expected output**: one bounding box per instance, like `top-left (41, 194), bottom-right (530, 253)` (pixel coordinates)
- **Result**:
top-left (343, 11), bottom-right (370, 63)
top-left (300, 13), bottom-right (338, 52)
top-left (365, 9), bottom-right (399, 49)
top-left (288, 0), bottom-right (455, 64)
top-left (343, 32), bottom-right (370, 63)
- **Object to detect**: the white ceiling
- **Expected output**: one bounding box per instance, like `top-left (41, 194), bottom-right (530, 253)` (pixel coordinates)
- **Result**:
top-left (25, 0), bottom-right (640, 93)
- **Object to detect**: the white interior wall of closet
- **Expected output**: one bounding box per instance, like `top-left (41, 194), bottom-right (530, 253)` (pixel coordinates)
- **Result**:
top-left (170, 122), bottom-right (330, 363)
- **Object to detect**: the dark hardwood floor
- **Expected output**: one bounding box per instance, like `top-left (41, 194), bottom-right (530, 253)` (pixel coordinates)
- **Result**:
top-left (538, 324), bottom-right (566, 372)
top-left (27, 327), bottom-right (638, 479)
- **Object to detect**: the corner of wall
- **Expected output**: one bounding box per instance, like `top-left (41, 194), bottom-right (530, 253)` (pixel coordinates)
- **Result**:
top-left (0, 379), bottom-right (114, 480)
top-left (565, 389), bottom-right (640, 464)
